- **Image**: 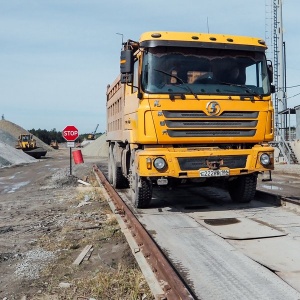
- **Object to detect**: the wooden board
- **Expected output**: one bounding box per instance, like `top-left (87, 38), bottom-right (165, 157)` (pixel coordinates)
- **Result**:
top-left (73, 245), bottom-right (93, 265)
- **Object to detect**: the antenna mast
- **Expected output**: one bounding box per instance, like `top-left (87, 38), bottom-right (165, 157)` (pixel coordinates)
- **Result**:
top-left (272, 0), bottom-right (287, 136)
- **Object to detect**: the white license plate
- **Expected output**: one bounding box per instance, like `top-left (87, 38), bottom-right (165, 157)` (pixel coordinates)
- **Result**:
top-left (199, 169), bottom-right (230, 177)
top-left (157, 178), bottom-right (168, 185)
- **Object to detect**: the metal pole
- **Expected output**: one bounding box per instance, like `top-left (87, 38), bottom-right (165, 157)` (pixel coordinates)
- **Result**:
top-left (289, 110), bottom-right (291, 141)
top-left (70, 147), bottom-right (72, 176)
top-left (277, 0), bottom-right (287, 138)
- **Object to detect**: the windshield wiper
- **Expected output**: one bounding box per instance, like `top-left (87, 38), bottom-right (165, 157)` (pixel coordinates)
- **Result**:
top-left (220, 82), bottom-right (262, 98)
top-left (154, 69), bottom-right (198, 99)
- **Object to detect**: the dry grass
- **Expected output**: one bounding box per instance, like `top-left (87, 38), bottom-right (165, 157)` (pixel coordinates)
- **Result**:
top-left (51, 263), bottom-right (151, 300)
top-left (31, 174), bottom-right (154, 300)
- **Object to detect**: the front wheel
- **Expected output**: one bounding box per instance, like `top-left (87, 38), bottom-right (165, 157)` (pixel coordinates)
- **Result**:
top-left (228, 173), bottom-right (257, 203)
top-left (131, 173), bottom-right (152, 209)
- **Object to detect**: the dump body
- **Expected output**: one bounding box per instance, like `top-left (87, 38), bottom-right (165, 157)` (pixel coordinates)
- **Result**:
top-left (106, 31), bottom-right (274, 208)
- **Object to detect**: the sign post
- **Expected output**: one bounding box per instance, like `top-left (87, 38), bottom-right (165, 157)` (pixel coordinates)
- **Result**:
top-left (62, 125), bottom-right (79, 176)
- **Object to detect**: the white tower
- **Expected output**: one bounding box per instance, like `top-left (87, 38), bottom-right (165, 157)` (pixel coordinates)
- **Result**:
top-left (273, 0), bottom-right (287, 135)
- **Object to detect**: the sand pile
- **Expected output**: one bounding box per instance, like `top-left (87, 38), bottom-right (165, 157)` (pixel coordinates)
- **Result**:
top-left (81, 134), bottom-right (108, 157)
top-left (0, 119), bottom-right (52, 168)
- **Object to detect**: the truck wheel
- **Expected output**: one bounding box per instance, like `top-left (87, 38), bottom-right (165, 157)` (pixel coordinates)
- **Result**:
top-left (228, 173), bottom-right (257, 203)
top-left (112, 163), bottom-right (128, 188)
top-left (108, 144), bottom-right (128, 188)
top-left (108, 147), bottom-right (113, 184)
top-left (132, 173), bottom-right (152, 208)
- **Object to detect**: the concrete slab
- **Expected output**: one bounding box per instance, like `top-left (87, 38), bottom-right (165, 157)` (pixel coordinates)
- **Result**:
top-left (195, 217), bottom-right (286, 239)
top-left (139, 213), bottom-right (300, 300)
top-left (228, 236), bottom-right (300, 272)
top-left (277, 271), bottom-right (300, 292)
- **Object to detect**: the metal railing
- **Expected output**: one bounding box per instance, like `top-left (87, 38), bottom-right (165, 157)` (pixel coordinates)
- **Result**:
top-left (272, 128), bottom-right (299, 164)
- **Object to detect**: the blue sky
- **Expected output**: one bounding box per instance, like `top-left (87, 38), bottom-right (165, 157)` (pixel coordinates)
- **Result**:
top-left (0, 0), bottom-right (299, 134)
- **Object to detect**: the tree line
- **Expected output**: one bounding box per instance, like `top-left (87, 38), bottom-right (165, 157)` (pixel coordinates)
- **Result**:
top-left (28, 128), bottom-right (102, 145)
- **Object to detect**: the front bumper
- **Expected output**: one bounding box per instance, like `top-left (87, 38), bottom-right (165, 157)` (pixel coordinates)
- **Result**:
top-left (135, 145), bottom-right (274, 178)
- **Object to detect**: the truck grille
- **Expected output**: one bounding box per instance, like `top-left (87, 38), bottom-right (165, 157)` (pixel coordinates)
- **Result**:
top-left (163, 111), bottom-right (258, 118)
top-left (168, 129), bottom-right (256, 137)
top-left (162, 110), bottom-right (258, 138)
top-left (178, 155), bottom-right (247, 170)
top-left (165, 120), bottom-right (258, 128)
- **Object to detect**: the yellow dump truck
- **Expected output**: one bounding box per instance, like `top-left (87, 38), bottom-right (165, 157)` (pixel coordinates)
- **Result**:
top-left (106, 31), bottom-right (274, 208)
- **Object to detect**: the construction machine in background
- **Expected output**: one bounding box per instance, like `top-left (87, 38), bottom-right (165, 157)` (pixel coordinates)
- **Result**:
top-left (16, 134), bottom-right (47, 159)
top-left (87, 124), bottom-right (99, 140)
top-left (50, 140), bottom-right (59, 149)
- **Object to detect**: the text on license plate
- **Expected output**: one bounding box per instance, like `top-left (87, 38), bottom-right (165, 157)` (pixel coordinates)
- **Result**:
top-left (199, 169), bottom-right (230, 177)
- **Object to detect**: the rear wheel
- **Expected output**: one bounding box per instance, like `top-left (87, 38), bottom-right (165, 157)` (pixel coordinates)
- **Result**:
top-left (108, 144), bottom-right (128, 188)
top-left (112, 163), bottom-right (128, 188)
top-left (228, 173), bottom-right (257, 203)
top-left (108, 147), bottom-right (113, 183)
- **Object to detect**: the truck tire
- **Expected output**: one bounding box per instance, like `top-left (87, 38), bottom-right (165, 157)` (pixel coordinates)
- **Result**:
top-left (112, 163), bottom-right (128, 188)
top-left (228, 173), bottom-right (257, 203)
top-left (108, 149), bottom-right (113, 184)
top-left (132, 173), bottom-right (152, 208)
top-left (108, 144), bottom-right (128, 188)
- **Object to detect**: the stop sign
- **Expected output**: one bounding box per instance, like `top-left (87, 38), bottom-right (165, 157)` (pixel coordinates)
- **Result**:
top-left (62, 125), bottom-right (79, 141)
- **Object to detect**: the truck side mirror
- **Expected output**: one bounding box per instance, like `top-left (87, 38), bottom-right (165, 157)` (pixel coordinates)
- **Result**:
top-left (120, 50), bottom-right (133, 84)
top-left (270, 84), bottom-right (276, 94)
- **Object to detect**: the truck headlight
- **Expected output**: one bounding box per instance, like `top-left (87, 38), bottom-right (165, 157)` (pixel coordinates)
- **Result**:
top-left (153, 157), bottom-right (167, 171)
top-left (260, 153), bottom-right (271, 166)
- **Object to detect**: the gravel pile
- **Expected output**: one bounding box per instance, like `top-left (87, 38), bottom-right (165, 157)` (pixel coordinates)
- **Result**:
top-left (81, 134), bottom-right (108, 157)
top-left (0, 129), bottom-right (16, 146)
top-left (0, 119), bottom-right (52, 168)
top-left (0, 142), bottom-right (36, 167)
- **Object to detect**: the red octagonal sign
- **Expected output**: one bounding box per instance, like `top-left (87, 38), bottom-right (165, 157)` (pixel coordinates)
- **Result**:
top-left (62, 125), bottom-right (79, 142)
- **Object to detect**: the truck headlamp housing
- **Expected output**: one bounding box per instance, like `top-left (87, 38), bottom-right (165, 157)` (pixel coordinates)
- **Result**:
top-left (153, 157), bottom-right (167, 171)
top-left (260, 153), bottom-right (271, 166)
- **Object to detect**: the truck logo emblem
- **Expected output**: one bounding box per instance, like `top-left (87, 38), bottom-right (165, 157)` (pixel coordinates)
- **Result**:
top-left (206, 101), bottom-right (221, 116)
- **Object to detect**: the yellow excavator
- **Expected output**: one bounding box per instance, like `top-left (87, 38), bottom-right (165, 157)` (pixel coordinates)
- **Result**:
top-left (87, 124), bottom-right (99, 140)
top-left (15, 134), bottom-right (47, 159)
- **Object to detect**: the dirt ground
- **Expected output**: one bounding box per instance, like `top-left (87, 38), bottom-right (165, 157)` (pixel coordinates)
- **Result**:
top-left (0, 149), bottom-right (152, 300)
top-left (2, 143), bottom-right (299, 300)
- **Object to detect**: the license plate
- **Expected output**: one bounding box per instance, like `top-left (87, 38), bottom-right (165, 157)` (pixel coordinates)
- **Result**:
top-left (199, 169), bottom-right (230, 177)
top-left (157, 178), bottom-right (168, 185)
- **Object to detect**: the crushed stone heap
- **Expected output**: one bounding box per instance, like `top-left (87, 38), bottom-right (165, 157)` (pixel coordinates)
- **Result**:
top-left (0, 142), bottom-right (36, 167)
top-left (81, 134), bottom-right (108, 157)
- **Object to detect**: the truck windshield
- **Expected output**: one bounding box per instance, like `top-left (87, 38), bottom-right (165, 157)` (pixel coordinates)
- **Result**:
top-left (141, 47), bottom-right (270, 97)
